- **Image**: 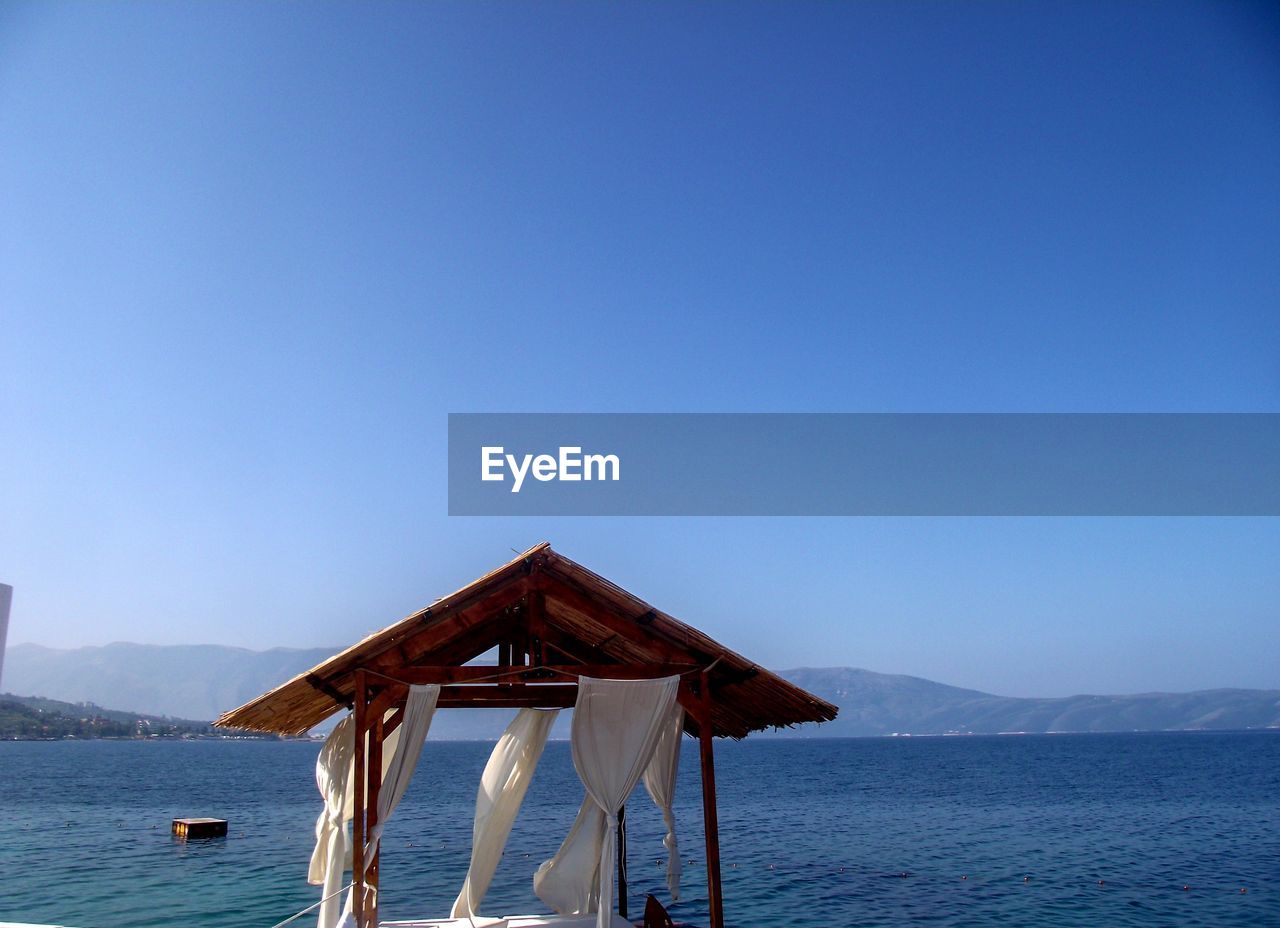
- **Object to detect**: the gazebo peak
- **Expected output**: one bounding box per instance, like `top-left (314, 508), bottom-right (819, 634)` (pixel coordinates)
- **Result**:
top-left (215, 543), bottom-right (837, 738)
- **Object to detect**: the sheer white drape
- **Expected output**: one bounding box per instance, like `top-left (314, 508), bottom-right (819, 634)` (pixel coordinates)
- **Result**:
top-left (310, 713), bottom-right (356, 928)
top-left (534, 676), bottom-right (680, 928)
top-left (366, 684), bottom-right (439, 865)
top-left (641, 702), bottom-right (685, 900)
top-left (532, 798), bottom-right (606, 915)
top-left (451, 708), bottom-right (559, 918)
top-left (535, 701), bottom-right (686, 914)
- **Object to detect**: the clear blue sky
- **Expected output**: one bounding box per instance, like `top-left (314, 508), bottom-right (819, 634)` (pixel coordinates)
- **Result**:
top-left (2, 1), bottom-right (1277, 697)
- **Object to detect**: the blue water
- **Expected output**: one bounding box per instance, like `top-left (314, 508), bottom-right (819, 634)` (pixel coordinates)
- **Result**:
top-left (0, 733), bottom-right (1276, 927)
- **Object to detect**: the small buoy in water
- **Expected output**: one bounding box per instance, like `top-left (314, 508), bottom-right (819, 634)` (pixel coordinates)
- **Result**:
top-left (961, 875), bottom-right (967, 880)
top-left (838, 867), bottom-right (844, 872)
top-left (1182, 885), bottom-right (1190, 891)
top-left (900, 872), bottom-right (908, 878)
top-left (1240, 888), bottom-right (1248, 894)
top-left (1098, 880), bottom-right (1105, 886)
top-left (1023, 876), bottom-right (1031, 883)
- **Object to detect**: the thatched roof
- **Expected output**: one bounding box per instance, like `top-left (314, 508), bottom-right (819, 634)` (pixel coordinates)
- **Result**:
top-left (216, 543), bottom-right (837, 738)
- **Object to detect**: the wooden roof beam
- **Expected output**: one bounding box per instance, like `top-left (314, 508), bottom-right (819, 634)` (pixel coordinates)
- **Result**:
top-left (304, 587), bottom-right (528, 707)
top-left (377, 663), bottom-right (697, 686)
top-left (366, 580), bottom-right (530, 673)
top-left (536, 578), bottom-right (693, 664)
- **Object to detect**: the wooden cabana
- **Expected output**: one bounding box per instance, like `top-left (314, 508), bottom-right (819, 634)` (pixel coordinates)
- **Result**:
top-left (217, 543), bottom-right (837, 928)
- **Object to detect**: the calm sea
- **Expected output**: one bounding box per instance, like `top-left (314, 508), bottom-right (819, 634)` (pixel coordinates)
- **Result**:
top-left (0, 733), bottom-right (1276, 927)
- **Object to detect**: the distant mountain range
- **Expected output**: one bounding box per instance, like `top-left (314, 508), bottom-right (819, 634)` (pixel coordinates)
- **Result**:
top-left (4, 642), bottom-right (1278, 737)
top-left (783, 667), bottom-right (1280, 737)
top-left (4, 642), bottom-right (335, 723)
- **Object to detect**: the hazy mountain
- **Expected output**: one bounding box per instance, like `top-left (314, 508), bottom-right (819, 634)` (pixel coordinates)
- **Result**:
top-left (3, 642), bottom-right (335, 722)
top-left (3, 642), bottom-right (543, 739)
top-left (5, 643), bottom-right (1278, 737)
top-left (782, 666), bottom-right (1280, 737)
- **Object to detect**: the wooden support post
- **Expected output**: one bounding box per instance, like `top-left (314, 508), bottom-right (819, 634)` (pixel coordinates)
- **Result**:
top-left (698, 671), bottom-right (726, 928)
top-left (367, 708), bottom-right (384, 928)
top-left (617, 803), bottom-right (628, 919)
top-left (511, 622), bottom-right (527, 667)
top-left (508, 617), bottom-right (527, 676)
top-left (497, 639), bottom-right (511, 691)
top-left (352, 669), bottom-right (367, 928)
top-left (528, 590), bottom-right (546, 666)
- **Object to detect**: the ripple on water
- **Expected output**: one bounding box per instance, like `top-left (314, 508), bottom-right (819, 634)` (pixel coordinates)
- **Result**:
top-left (0, 733), bottom-right (1276, 927)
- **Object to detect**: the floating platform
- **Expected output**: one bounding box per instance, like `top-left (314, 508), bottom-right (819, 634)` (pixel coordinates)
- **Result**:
top-left (171, 817), bottom-right (227, 839)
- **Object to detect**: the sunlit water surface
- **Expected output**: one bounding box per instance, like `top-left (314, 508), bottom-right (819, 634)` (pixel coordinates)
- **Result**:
top-left (1, 732), bottom-right (1276, 927)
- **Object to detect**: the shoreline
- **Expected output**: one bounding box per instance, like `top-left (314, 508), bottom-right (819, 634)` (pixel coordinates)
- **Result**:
top-left (4, 727), bottom-right (1276, 744)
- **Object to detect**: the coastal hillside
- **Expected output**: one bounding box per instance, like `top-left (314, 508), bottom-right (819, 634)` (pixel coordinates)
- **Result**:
top-left (5, 643), bottom-right (1278, 736)
top-left (0, 693), bottom-right (214, 739)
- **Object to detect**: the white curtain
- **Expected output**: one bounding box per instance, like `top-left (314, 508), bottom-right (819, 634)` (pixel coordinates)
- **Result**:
top-left (365, 684), bottom-right (439, 866)
top-left (309, 713), bottom-right (356, 928)
top-left (641, 702), bottom-right (685, 900)
top-left (332, 684), bottom-right (440, 928)
top-left (535, 702), bottom-right (685, 914)
top-left (451, 708), bottom-right (559, 918)
top-left (535, 676), bottom-right (680, 928)
top-left (533, 797), bottom-right (606, 915)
